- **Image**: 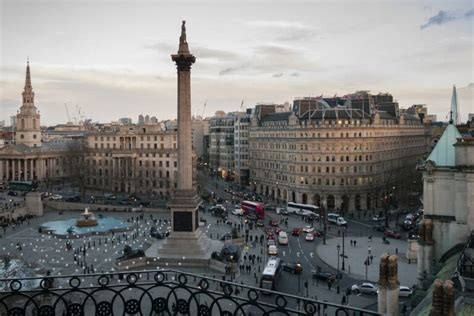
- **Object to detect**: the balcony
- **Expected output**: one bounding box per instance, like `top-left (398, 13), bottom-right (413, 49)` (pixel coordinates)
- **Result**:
top-left (0, 269), bottom-right (380, 315)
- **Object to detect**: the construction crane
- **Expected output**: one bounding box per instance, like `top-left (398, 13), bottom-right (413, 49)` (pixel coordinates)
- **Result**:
top-left (201, 101), bottom-right (207, 117)
top-left (64, 103), bottom-right (71, 124)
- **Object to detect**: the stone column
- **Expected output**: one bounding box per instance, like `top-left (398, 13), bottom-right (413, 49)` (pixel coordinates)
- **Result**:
top-left (378, 253), bottom-right (389, 314)
top-left (30, 158), bottom-right (34, 180)
top-left (158, 21), bottom-right (210, 264)
top-left (12, 159), bottom-right (16, 180)
top-left (431, 279), bottom-right (455, 316)
top-left (424, 219), bottom-right (434, 275)
top-left (386, 255), bottom-right (399, 316)
top-left (0, 159), bottom-right (3, 181)
top-left (6, 159), bottom-right (10, 180)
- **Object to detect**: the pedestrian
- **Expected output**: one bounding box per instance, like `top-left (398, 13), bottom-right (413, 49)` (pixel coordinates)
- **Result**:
top-left (341, 294), bottom-right (347, 305)
top-left (368, 246), bottom-right (372, 255)
top-left (354, 240), bottom-right (357, 247)
top-left (328, 281), bottom-right (332, 291)
top-left (370, 255), bottom-right (374, 264)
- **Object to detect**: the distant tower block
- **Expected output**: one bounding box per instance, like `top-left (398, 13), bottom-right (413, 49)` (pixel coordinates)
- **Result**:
top-left (450, 85), bottom-right (460, 125)
top-left (156, 21), bottom-right (212, 263)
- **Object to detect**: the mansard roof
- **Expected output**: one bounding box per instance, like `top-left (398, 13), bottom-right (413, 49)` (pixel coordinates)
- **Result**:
top-left (260, 112), bottom-right (293, 122)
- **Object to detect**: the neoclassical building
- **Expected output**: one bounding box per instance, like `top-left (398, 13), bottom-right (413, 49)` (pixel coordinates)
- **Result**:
top-left (85, 124), bottom-right (194, 196)
top-left (0, 61), bottom-right (67, 183)
top-left (249, 93), bottom-right (432, 212)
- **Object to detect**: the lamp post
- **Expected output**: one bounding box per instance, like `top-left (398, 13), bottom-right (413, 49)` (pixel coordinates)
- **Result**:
top-left (297, 262), bottom-right (302, 295)
top-left (365, 247), bottom-right (369, 280)
top-left (341, 227), bottom-right (346, 271)
top-left (336, 244), bottom-right (340, 294)
top-left (322, 200), bottom-right (327, 245)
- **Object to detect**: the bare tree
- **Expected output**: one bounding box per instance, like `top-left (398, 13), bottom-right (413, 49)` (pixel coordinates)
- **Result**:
top-left (63, 138), bottom-right (88, 198)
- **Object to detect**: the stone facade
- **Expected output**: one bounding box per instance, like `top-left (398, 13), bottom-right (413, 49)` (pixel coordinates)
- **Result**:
top-left (209, 112), bottom-right (238, 179)
top-left (421, 125), bottom-right (474, 261)
top-left (249, 95), bottom-right (431, 212)
top-left (234, 113), bottom-right (250, 187)
top-left (85, 124), bottom-right (186, 195)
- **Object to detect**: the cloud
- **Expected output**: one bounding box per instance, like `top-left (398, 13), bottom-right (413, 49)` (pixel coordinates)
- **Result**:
top-left (421, 9), bottom-right (473, 30)
top-left (219, 44), bottom-right (317, 77)
top-left (145, 42), bottom-right (238, 61)
top-left (219, 64), bottom-right (251, 76)
top-left (291, 72), bottom-right (300, 77)
top-left (244, 20), bottom-right (317, 42)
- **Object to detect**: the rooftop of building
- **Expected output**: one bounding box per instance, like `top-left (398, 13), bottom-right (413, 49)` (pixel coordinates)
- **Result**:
top-left (426, 124), bottom-right (462, 167)
top-left (0, 141), bottom-right (69, 154)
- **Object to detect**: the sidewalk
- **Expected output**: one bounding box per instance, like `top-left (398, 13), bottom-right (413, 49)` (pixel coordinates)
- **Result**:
top-left (316, 236), bottom-right (417, 286)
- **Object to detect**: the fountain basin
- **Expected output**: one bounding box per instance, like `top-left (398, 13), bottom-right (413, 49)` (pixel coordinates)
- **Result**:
top-left (40, 216), bottom-right (132, 238)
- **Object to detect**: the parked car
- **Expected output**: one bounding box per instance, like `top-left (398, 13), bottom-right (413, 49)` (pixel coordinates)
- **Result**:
top-left (292, 228), bottom-right (302, 236)
top-left (50, 194), bottom-right (63, 201)
top-left (7, 191), bottom-right (17, 196)
top-left (267, 239), bottom-right (276, 247)
top-left (282, 262), bottom-right (303, 274)
top-left (268, 245), bottom-right (278, 256)
top-left (312, 271), bottom-right (336, 283)
top-left (351, 282), bottom-right (378, 295)
top-left (372, 214), bottom-right (386, 221)
top-left (231, 208), bottom-right (244, 216)
top-left (305, 233), bottom-right (314, 241)
top-left (210, 205), bottom-right (227, 217)
top-left (384, 229), bottom-right (402, 239)
top-left (276, 207), bottom-right (288, 215)
top-left (312, 230), bottom-right (323, 237)
top-left (65, 195), bottom-right (80, 202)
top-left (399, 286), bottom-right (413, 297)
top-left (373, 224), bottom-right (388, 232)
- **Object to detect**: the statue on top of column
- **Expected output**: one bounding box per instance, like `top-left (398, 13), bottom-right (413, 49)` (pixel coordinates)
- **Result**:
top-left (180, 20), bottom-right (187, 44)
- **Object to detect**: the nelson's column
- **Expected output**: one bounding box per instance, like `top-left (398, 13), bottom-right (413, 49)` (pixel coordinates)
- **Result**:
top-left (157, 21), bottom-right (213, 264)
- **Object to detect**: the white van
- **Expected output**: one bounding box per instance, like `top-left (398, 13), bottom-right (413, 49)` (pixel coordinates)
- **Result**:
top-left (278, 231), bottom-right (288, 245)
top-left (327, 213), bottom-right (347, 226)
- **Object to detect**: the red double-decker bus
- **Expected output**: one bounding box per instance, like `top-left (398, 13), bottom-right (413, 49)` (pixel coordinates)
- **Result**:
top-left (241, 200), bottom-right (265, 220)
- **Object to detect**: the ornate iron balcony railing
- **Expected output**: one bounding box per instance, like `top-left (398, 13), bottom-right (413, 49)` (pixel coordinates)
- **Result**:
top-left (0, 269), bottom-right (380, 315)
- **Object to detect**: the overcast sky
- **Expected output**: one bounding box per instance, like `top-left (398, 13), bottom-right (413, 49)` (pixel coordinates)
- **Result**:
top-left (1, 0), bottom-right (473, 125)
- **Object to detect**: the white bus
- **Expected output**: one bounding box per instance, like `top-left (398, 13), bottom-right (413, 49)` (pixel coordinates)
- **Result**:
top-left (327, 213), bottom-right (347, 226)
top-left (260, 257), bottom-right (282, 292)
top-left (278, 231), bottom-right (288, 245)
top-left (286, 202), bottom-right (319, 219)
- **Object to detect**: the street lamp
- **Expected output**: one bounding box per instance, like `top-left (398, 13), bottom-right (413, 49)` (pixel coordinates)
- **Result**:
top-left (336, 244), bottom-right (340, 294)
top-left (322, 200), bottom-right (327, 245)
top-left (341, 227), bottom-right (346, 271)
top-left (365, 246), bottom-right (370, 280)
top-left (296, 262), bottom-right (302, 295)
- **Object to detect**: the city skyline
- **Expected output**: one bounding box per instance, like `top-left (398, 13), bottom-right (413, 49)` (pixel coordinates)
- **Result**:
top-left (1, 0), bottom-right (473, 126)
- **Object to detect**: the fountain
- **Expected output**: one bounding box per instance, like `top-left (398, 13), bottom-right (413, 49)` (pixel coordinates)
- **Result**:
top-left (40, 209), bottom-right (132, 237)
top-left (76, 208), bottom-right (98, 227)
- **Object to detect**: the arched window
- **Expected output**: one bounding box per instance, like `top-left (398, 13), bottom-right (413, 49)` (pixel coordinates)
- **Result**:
top-left (21, 119), bottom-right (25, 129)
top-left (33, 119), bottom-right (36, 129)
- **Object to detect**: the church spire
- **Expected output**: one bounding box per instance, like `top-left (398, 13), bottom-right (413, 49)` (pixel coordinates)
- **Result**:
top-left (24, 58), bottom-right (32, 92)
top-left (22, 59), bottom-right (35, 107)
